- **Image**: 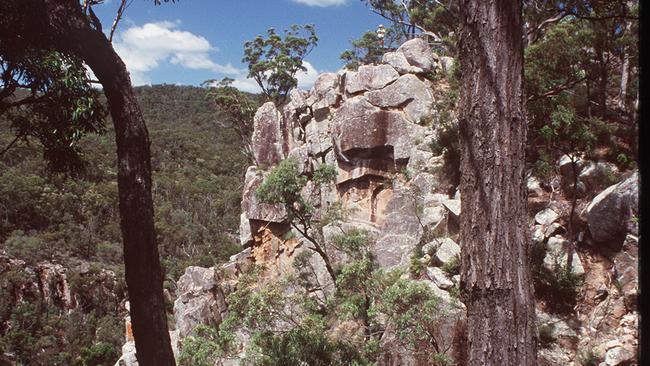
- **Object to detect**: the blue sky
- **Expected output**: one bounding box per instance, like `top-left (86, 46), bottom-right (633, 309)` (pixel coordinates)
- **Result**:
top-left (93, 0), bottom-right (386, 91)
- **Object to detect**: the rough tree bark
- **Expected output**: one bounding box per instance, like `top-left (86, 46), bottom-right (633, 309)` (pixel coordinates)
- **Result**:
top-left (4, 1), bottom-right (177, 364)
top-left (457, 1), bottom-right (537, 365)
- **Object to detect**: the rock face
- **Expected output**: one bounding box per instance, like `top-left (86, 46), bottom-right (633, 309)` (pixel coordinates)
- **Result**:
top-left (543, 236), bottom-right (585, 276)
top-left (251, 102), bottom-right (284, 166)
top-left (236, 39), bottom-right (445, 278)
top-left (173, 266), bottom-right (227, 338)
top-left (0, 253), bottom-right (122, 313)
top-left (586, 172), bottom-right (638, 244)
top-left (201, 37), bottom-right (469, 365)
top-left (365, 74), bottom-right (434, 123)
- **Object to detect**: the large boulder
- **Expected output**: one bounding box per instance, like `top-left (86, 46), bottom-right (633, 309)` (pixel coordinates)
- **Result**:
top-left (304, 118), bottom-right (333, 157)
top-left (535, 208), bottom-right (560, 226)
top-left (382, 51), bottom-right (422, 75)
top-left (345, 64), bottom-right (399, 94)
top-left (332, 96), bottom-right (424, 161)
top-left (382, 38), bottom-right (436, 74)
top-left (398, 38), bottom-right (437, 72)
top-left (578, 161), bottom-right (619, 191)
top-left (365, 74), bottom-right (434, 123)
top-left (558, 154), bottom-right (586, 182)
top-left (311, 72), bottom-right (340, 98)
top-left (586, 172), bottom-right (638, 244)
top-left (432, 238), bottom-right (461, 266)
top-left (251, 102), bottom-right (285, 166)
top-left (310, 73), bottom-right (341, 119)
top-left (427, 266), bottom-right (453, 289)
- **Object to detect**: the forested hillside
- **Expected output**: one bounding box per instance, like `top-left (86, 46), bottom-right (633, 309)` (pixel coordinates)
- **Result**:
top-left (0, 85), bottom-right (248, 364)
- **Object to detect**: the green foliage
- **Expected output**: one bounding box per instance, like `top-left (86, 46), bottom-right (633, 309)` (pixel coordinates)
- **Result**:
top-left (178, 325), bottom-right (228, 366)
top-left (524, 7), bottom-right (638, 173)
top-left (340, 28), bottom-right (401, 70)
top-left (256, 158), bottom-right (308, 211)
top-left (409, 242), bottom-right (426, 276)
top-left (360, 0), bottom-right (458, 54)
top-left (333, 228), bottom-right (369, 257)
top-left (577, 347), bottom-right (601, 366)
top-left (531, 242), bottom-right (584, 313)
top-left (409, 255), bottom-right (425, 276)
top-left (256, 159), bottom-right (337, 232)
top-left (440, 255), bottom-right (460, 276)
top-left (0, 50), bottom-right (107, 174)
top-left (313, 163), bottom-right (337, 185)
top-left (538, 324), bottom-right (556, 349)
top-left (373, 278), bottom-right (449, 364)
top-left (188, 225), bottom-right (451, 364)
top-left (249, 323), bottom-right (365, 366)
top-left (532, 150), bottom-right (554, 180)
top-left (0, 287), bottom-right (123, 366)
top-left (243, 24), bottom-right (318, 104)
top-left (79, 342), bottom-right (120, 366)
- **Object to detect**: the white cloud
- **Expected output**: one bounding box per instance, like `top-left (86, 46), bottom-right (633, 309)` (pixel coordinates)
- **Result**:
top-left (113, 21), bottom-right (238, 85)
top-left (296, 61), bottom-right (320, 89)
top-left (231, 78), bottom-right (262, 93)
top-left (227, 61), bottom-right (322, 94)
top-left (291, 0), bottom-right (347, 6)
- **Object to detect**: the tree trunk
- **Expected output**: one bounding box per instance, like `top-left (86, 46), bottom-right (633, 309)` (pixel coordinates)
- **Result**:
top-left (458, 1), bottom-right (537, 365)
top-left (27, 1), bottom-right (177, 364)
top-left (619, 27), bottom-right (631, 112)
top-left (595, 45), bottom-right (608, 118)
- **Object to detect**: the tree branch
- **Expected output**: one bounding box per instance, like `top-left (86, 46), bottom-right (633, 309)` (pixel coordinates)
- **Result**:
top-left (0, 134), bottom-right (22, 157)
top-left (109, 0), bottom-right (131, 43)
top-left (527, 75), bottom-right (587, 102)
top-left (526, 11), bottom-right (571, 44)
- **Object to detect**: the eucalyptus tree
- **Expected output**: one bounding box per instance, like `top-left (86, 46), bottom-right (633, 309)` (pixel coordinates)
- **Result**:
top-left (243, 24), bottom-right (318, 105)
top-left (458, 1), bottom-right (537, 364)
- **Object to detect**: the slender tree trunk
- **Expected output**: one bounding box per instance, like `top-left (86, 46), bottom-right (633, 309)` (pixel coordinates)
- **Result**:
top-left (619, 52), bottom-right (629, 110)
top-left (458, 1), bottom-right (537, 365)
top-left (23, 1), bottom-right (177, 364)
top-left (595, 45), bottom-right (608, 118)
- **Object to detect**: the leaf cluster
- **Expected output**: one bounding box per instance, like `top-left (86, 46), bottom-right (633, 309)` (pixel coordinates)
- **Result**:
top-left (243, 25), bottom-right (318, 105)
top-left (1, 50), bottom-right (107, 173)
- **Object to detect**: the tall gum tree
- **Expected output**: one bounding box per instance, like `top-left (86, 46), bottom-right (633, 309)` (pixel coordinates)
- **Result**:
top-left (457, 1), bottom-right (537, 364)
top-left (1, 1), bottom-right (176, 364)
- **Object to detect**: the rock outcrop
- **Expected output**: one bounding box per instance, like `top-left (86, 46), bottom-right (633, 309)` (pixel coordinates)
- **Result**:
top-left (114, 37), bottom-right (639, 366)
top-left (0, 253), bottom-right (123, 314)
top-left (174, 266), bottom-right (228, 338)
top-left (585, 172), bottom-right (638, 245)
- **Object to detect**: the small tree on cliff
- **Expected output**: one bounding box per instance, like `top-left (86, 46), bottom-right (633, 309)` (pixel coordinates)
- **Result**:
top-left (256, 158), bottom-right (339, 283)
top-left (243, 24), bottom-right (318, 105)
top-left (458, 0), bottom-right (537, 364)
top-left (340, 27), bottom-right (402, 70)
